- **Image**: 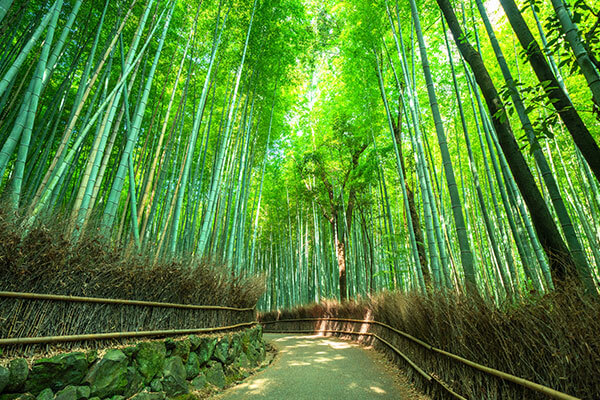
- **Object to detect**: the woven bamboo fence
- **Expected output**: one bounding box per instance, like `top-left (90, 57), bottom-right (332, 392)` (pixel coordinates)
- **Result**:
top-left (0, 291), bottom-right (256, 357)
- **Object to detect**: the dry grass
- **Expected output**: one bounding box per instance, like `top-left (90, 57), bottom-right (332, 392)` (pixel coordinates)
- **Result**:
top-left (260, 288), bottom-right (600, 399)
top-left (0, 207), bottom-right (265, 357)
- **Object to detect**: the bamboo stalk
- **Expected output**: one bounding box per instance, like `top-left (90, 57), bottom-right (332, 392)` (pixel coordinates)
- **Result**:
top-left (0, 321), bottom-right (257, 345)
top-left (262, 318), bottom-right (581, 400)
top-left (0, 291), bottom-right (255, 312)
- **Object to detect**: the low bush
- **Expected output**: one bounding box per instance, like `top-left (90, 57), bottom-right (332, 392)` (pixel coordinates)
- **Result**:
top-left (0, 208), bottom-right (265, 356)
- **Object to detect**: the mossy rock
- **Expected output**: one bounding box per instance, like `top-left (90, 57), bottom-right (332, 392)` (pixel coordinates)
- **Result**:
top-left (6, 358), bottom-right (29, 392)
top-left (149, 378), bottom-right (162, 393)
top-left (0, 394), bottom-right (34, 400)
top-left (235, 352), bottom-right (251, 369)
top-left (25, 352), bottom-right (87, 394)
top-left (35, 388), bottom-right (53, 400)
top-left (123, 367), bottom-right (145, 398)
top-left (86, 351), bottom-right (98, 365)
top-left (122, 347), bottom-right (137, 359)
top-left (160, 357), bottom-right (187, 397)
top-left (185, 352), bottom-right (200, 380)
top-left (211, 337), bottom-right (229, 364)
top-left (240, 331), bottom-right (252, 354)
top-left (188, 336), bottom-right (202, 351)
top-left (135, 342), bottom-right (166, 384)
top-left (130, 391), bottom-right (165, 400)
top-left (0, 366), bottom-right (9, 393)
top-left (196, 338), bottom-right (217, 365)
top-left (171, 340), bottom-right (190, 363)
top-left (203, 362), bottom-right (225, 389)
top-left (54, 385), bottom-right (90, 400)
top-left (164, 339), bottom-right (176, 352)
top-left (190, 373), bottom-right (207, 391)
top-left (224, 365), bottom-right (243, 385)
top-left (85, 349), bottom-right (128, 398)
top-left (226, 335), bottom-right (242, 364)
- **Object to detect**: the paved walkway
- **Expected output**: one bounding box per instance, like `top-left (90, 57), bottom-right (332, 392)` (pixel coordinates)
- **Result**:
top-left (215, 334), bottom-right (424, 399)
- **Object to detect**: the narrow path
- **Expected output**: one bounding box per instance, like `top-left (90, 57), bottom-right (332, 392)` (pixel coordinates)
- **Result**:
top-left (215, 334), bottom-right (427, 399)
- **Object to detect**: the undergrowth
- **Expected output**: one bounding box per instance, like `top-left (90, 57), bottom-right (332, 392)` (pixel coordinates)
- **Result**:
top-left (0, 207), bottom-right (265, 308)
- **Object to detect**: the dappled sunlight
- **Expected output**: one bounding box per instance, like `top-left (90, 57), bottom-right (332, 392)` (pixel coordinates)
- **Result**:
top-left (221, 334), bottom-right (414, 399)
top-left (227, 377), bottom-right (273, 396)
top-left (370, 386), bottom-right (387, 394)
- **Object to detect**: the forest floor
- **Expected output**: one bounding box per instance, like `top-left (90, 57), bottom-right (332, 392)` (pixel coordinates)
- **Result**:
top-left (213, 334), bottom-right (429, 399)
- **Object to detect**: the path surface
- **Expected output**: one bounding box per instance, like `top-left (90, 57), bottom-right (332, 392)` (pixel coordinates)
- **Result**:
top-left (215, 334), bottom-right (425, 399)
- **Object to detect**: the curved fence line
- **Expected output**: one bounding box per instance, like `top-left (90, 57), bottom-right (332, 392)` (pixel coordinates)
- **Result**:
top-left (0, 291), bottom-right (255, 312)
top-left (262, 317), bottom-right (580, 400)
top-left (0, 321), bottom-right (258, 346)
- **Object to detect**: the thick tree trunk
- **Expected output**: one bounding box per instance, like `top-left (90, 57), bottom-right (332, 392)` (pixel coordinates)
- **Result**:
top-left (437, 0), bottom-right (578, 285)
top-left (334, 219), bottom-right (348, 302)
top-left (499, 0), bottom-right (600, 183)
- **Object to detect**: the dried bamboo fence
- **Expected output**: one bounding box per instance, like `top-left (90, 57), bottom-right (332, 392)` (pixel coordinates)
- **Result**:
top-left (0, 291), bottom-right (256, 357)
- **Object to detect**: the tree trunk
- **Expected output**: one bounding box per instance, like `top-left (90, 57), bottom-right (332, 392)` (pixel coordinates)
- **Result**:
top-left (333, 218), bottom-right (348, 301)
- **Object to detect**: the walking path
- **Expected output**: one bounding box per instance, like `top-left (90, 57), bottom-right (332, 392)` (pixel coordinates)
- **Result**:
top-left (215, 334), bottom-right (427, 399)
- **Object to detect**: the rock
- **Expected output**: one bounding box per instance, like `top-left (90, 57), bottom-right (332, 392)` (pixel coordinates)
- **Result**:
top-left (25, 352), bottom-right (88, 394)
top-left (122, 347), bottom-right (137, 359)
top-left (226, 335), bottom-right (242, 364)
top-left (185, 352), bottom-right (200, 380)
top-left (196, 338), bottom-right (217, 365)
top-left (188, 336), bottom-right (201, 351)
top-left (204, 362), bottom-right (225, 389)
top-left (160, 357), bottom-right (187, 397)
top-left (212, 338), bottom-right (229, 364)
top-left (0, 366), bottom-right (9, 393)
top-left (6, 358), bottom-right (29, 392)
top-left (135, 342), bottom-right (166, 384)
top-left (190, 373), bottom-right (207, 391)
top-left (149, 379), bottom-right (162, 393)
top-left (123, 367), bottom-right (144, 398)
top-left (164, 339), bottom-right (176, 352)
top-left (235, 352), bottom-right (251, 369)
top-left (240, 331), bottom-right (252, 354)
top-left (130, 391), bottom-right (165, 400)
top-left (85, 349), bottom-right (128, 398)
top-left (35, 389), bottom-right (53, 400)
top-left (76, 386), bottom-right (90, 399)
top-left (0, 394), bottom-right (34, 400)
top-left (172, 340), bottom-right (190, 363)
top-left (86, 351), bottom-right (98, 365)
top-left (244, 342), bottom-right (261, 366)
top-left (224, 365), bottom-right (243, 385)
top-left (54, 386), bottom-right (77, 400)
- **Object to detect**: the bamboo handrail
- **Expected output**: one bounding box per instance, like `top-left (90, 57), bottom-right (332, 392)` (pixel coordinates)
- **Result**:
top-left (262, 317), bottom-right (581, 400)
top-left (0, 321), bottom-right (258, 346)
top-left (0, 291), bottom-right (255, 312)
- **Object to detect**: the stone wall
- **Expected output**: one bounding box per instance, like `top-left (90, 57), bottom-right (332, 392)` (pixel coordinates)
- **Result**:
top-left (0, 326), bottom-right (266, 400)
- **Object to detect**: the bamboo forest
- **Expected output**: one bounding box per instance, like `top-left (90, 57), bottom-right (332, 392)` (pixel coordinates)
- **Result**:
top-left (0, 0), bottom-right (599, 398)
